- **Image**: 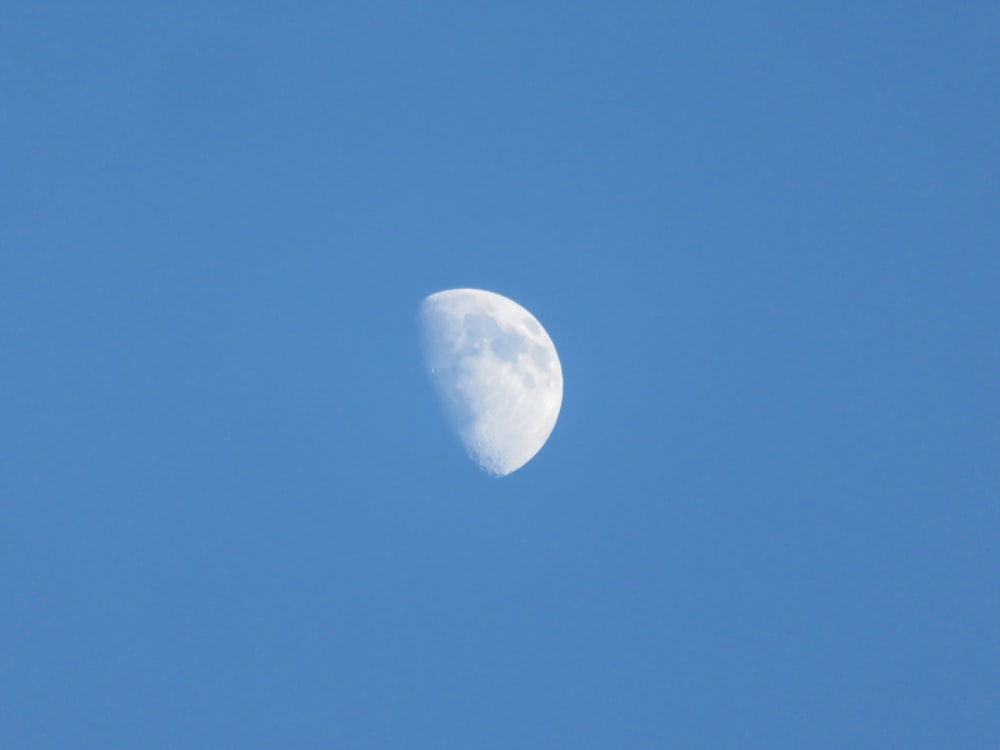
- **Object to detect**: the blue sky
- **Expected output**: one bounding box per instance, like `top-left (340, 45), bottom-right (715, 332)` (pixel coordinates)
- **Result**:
top-left (2, 2), bottom-right (998, 747)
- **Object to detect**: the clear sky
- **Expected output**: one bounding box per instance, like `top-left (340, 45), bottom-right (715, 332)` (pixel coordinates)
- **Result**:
top-left (2, 2), bottom-right (998, 747)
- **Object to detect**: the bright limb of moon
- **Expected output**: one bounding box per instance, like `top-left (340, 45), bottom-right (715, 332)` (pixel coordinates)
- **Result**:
top-left (419, 288), bottom-right (563, 476)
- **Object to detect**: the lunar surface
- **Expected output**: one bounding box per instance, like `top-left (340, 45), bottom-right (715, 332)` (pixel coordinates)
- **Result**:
top-left (419, 288), bottom-right (563, 476)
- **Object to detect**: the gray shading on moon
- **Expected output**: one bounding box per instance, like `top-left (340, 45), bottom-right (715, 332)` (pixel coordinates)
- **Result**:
top-left (419, 289), bottom-right (564, 476)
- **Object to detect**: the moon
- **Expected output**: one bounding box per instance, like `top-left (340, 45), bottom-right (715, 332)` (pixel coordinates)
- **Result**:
top-left (419, 288), bottom-right (563, 476)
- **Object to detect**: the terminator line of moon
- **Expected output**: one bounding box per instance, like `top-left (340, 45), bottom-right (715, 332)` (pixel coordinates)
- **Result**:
top-left (418, 288), bottom-right (563, 476)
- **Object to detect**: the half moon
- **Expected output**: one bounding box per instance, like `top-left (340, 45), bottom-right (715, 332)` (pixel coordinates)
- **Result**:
top-left (419, 288), bottom-right (563, 476)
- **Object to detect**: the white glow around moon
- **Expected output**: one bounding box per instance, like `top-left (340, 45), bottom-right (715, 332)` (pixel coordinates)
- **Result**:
top-left (419, 288), bottom-right (563, 476)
